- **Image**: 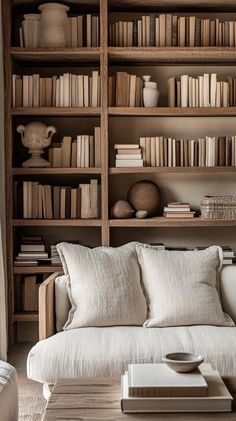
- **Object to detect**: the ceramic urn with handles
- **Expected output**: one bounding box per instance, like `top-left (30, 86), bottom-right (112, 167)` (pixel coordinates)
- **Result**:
top-left (17, 121), bottom-right (57, 167)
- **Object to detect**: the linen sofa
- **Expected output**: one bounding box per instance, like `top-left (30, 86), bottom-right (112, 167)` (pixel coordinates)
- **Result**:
top-left (27, 265), bottom-right (236, 389)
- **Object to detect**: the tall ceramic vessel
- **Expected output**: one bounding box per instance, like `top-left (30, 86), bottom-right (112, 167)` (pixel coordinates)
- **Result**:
top-left (17, 122), bottom-right (57, 168)
top-left (143, 75), bottom-right (160, 107)
top-left (39, 3), bottom-right (69, 48)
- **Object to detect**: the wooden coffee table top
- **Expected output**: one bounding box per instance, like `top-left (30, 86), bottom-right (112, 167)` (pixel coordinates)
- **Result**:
top-left (43, 376), bottom-right (236, 420)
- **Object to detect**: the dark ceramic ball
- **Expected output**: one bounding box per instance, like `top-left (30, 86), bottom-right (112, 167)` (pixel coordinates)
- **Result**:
top-left (127, 180), bottom-right (161, 216)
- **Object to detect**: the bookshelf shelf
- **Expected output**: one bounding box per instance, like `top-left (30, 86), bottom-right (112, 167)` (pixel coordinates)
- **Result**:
top-left (13, 312), bottom-right (39, 322)
top-left (13, 266), bottom-right (62, 275)
top-left (109, 0), bottom-right (235, 11)
top-left (108, 47), bottom-right (236, 64)
top-left (12, 219), bottom-right (102, 227)
top-left (11, 107), bottom-right (101, 116)
top-left (11, 48), bottom-right (101, 63)
top-left (109, 166), bottom-right (236, 174)
top-left (110, 217), bottom-right (236, 228)
top-left (108, 107), bottom-right (236, 117)
top-left (12, 168), bottom-right (103, 175)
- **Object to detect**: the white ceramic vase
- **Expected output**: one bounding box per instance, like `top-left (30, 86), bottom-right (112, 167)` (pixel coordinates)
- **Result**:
top-left (142, 75), bottom-right (160, 107)
top-left (17, 122), bottom-right (57, 167)
top-left (39, 3), bottom-right (70, 48)
top-left (23, 14), bottom-right (40, 47)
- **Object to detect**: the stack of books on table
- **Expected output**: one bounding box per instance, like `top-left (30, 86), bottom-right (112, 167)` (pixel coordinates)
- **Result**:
top-left (114, 144), bottom-right (144, 167)
top-left (163, 202), bottom-right (196, 218)
top-left (14, 236), bottom-right (50, 267)
top-left (121, 363), bottom-right (232, 413)
top-left (194, 246), bottom-right (235, 265)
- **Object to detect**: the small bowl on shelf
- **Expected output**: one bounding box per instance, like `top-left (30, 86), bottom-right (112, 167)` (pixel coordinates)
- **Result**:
top-left (162, 352), bottom-right (204, 373)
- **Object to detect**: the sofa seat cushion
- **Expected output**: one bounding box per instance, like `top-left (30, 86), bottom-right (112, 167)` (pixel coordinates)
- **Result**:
top-left (0, 361), bottom-right (18, 421)
top-left (27, 326), bottom-right (236, 384)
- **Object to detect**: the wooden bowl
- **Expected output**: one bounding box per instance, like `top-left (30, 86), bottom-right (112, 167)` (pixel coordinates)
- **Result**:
top-left (162, 352), bottom-right (204, 373)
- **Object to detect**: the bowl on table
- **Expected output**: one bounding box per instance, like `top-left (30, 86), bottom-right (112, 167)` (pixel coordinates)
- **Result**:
top-left (162, 352), bottom-right (204, 373)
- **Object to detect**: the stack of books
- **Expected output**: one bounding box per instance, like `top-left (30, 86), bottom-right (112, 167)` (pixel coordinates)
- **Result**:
top-left (114, 144), bottom-right (144, 167)
top-left (19, 14), bottom-right (99, 48)
top-left (139, 135), bottom-right (236, 168)
top-left (21, 179), bottom-right (99, 219)
top-left (14, 236), bottom-right (49, 267)
top-left (194, 246), bottom-right (235, 265)
top-left (48, 127), bottom-right (101, 168)
top-left (109, 72), bottom-right (143, 107)
top-left (12, 71), bottom-right (100, 107)
top-left (163, 202), bottom-right (195, 219)
top-left (168, 73), bottom-right (236, 108)
top-left (121, 363), bottom-right (232, 413)
top-left (109, 15), bottom-right (236, 48)
top-left (50, 245), bottom-right (61, 266)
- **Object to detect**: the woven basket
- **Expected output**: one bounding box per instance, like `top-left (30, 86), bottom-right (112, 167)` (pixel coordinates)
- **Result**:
top-left (200, 196), bottom-right (236, 219)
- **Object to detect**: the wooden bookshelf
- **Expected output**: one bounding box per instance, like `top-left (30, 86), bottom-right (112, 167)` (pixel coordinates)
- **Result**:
top-left (3, 0), bottom-right (236, 343)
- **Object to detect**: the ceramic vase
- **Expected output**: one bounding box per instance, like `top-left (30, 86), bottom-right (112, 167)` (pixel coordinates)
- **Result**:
top-left (38, 3), bottom-right (69, 48)
top-left (142, 75), bottom-right (160, 107)
top-left (17, 122), bottom-right (57, 167)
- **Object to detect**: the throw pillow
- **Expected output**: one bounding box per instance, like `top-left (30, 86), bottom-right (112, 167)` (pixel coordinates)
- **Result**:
top-left (136, 244), bottom-right (234, 328)
top-left (57, 242), bottom-right (147, 329)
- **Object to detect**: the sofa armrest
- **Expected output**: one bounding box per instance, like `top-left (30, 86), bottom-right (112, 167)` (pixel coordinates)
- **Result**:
top-left (39, 272), bottom-right (63, 340)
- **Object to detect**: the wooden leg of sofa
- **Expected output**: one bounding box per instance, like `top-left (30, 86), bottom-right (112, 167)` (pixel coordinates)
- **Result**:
top-left (43, 383), bottom-right (54, 400)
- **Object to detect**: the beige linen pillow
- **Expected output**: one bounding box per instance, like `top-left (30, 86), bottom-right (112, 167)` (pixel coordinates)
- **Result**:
top-left (136, 244), bottom-right (234, 328)
top-left (57, 242), bottom-right (147, 329)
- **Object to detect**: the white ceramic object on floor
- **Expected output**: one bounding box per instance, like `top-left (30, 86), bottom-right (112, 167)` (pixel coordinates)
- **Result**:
top-left (39, 3), bottom-right (70, 48)
top-left (17, 121), bottom-right (57, 167)
top-left (162, 352), bottom-right (204, 373)
top-left (143, 75), bottom-right (160, 107)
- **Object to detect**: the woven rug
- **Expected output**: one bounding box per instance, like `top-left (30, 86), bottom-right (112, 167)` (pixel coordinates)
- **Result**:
top-left (17, 371), bottom-right (45, 421)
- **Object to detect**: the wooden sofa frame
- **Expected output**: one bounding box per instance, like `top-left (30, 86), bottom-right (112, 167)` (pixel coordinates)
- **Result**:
top-left (39, 272), bottom-right (236, 407)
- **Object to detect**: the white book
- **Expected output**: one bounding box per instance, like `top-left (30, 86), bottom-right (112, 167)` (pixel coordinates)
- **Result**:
top-left (81, 135), bottom-right (85, 167)
top-left (129, 75), bottom-right (136, 107)
top-left (59, 76), bottom-right (64, 107)
top-left (203, 73), bottom-right (210, 107)
top-left (164, 207), bottom-right (190, 212)
top-left (155, 137), bottom-right (160, 167)
top-left (22, 75), bottom-right (29, 107)
top-left (210, 73), bottom-right (217, 107)
top-left (150, 137), bottom-right (156, 167)
top-left (198, 76), bottom-right (204, 107)
top-left (116, 159), bottom-right (144, 167)
top-left (86, 14), bottom-right (92, 47)
top-left (91, 71), bottom-right (99, 107)
top-left (116, 154), bottom-right (142, 160)
top-left (121, 368), bottom-right (232, 413)
top-left (78, 75), bottom-right (84, 107)
top-left (168, 137), bottom-right (172, 166)
top-left (84, 135), bottom-right (90, 167)
top-left (84, 75), bottom-right (89, 107)
top-left (76, 135), bottom-right (82, 167)
top-left (180, 75), bottom-right (188, 107)
top-left (63, 73), bottom-right (70, 107)
top-left (115, 144), bottom-right (140, 149)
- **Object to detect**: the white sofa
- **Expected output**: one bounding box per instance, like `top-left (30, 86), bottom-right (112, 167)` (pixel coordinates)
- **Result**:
top-left (27, 265), bottom-right (236, 386)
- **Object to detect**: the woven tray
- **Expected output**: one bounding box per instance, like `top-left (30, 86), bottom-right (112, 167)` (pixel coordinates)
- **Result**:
top-left (200, 196), bottom-right (236, 219)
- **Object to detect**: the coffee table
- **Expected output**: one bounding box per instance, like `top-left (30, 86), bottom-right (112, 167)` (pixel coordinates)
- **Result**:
top-left (43, 376), bottom-right (236, 420)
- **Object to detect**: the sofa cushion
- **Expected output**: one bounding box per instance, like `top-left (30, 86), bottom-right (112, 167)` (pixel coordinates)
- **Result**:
top-left (27, 326), bottom-right (236, 384)
top-left (0, 361), bottom-right (18, 421)
top-left (57, 242), bottom-right (147, 329)
top-left (136, 244), bottom-right (234, 328)
top-left (55, 275), bottom-right (71, 332)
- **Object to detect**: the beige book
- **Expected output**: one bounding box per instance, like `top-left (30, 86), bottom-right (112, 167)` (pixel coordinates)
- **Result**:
top-left (210, 73), bottom-right (217, 107)
top-left (189, 16), bottom-right (196, 47)
top-left (180, 138), bottom-right (184, 166)
top-left (22, 276), bottom-right (38, 312)
top-left (167, 77), bottom-right (176, 107)
top-left (32, 182), bottom-right (39, 219)
top-left (91, 71), bottom-right (99, 107)
top-left (42, 185), bottom-right (47, 219)
top-left (77, 75), bottom-right (83, 107)
top-left (27, 181), bottom-right (32, 218)
top-left (129, 75), bottom-right (136, 107)
top-left (33, 74), bottom-right (40, 107)
top-left (145, 15), bottom-right (150, 47)
top-left (216, 81), bottom-right (221, 107)
top-left (67, 17), bottom-right (72, 47)
top-left (59, 75), bottom-right (64, 107)
top-left (116, 154), bottom-right (142, 160)
top-left (12, 74), bottom-right (17, 107)
top-left (116, 159), bottom-right (143, 167)
top-left (55, 78), bottom-right (60, 107)
top-left (188, 76), bottom-right (192, 107)
top-left (80, 184), bottom-right (91, 218)
top-left (84, 75), bottom-right (89, 107)
top-left (159, 14), bottom-right (166, 46)
top-left (45, 185), bottom-right (53, 219)
top-left (15, 77), bottom-right (23, 107)
top-left (115, 144), bottom-right (140, 149)
top-left (165, 14), bottom-right (172, 47)
top-left (118, 21), bottom-right (123, 47)
top-left (116, 72), bottom-right (129, 107)
top-left (123, 22), bottom-right (128, 47)
top-left (37, 184), bottom-right (43, 218)
top-left (71, 74), bottom-right (77, 107)
top-left (90, 179), bottom-right (98, 218)
top-left (77, 16), bottom-right (83, 47)
top-left (203, 73), bottom-right (210, 107)
top-left (155, 17), bottom-right (160, 47)
top-left (81, 135), bottom-right (85, 167)
top-left (155, 137), bottom-right (160, 167)
top-left (89, 135), bottom-right (95, 167)
top-left (71, 142), bottom-right (77, 168)
top-left (195, 78), bottom-right (199, 107)
top-left (76, 135), bottom-right (82, 167)
top-left (139, 137), bottom-right (146, 166)
top-left (145, 137), bottom-right (151, 166)
top-left (192, 78), bottom-right (196, 107)
top-left (71, 188), bottom-right (77, 218)
top-left (141, 15), bottom-right (146, 47)
top-left (23, 75), bottom-right (29, 107)
top-left (135, 76), bottom-right (142, 107)
top-left (52, 148), bottom-right (62, 168)
top-left (71, 17), bottom-right (78, 47)
top-left (150, 137), bottom-right (156, 167)
top-left (115, 22), bottom-right (119, 47)
top-left (62, 136), bottom-right (72, 167)
top-left (127, 21), bottom-right (133, 47)
top-left (86, 14), bottom-right (92, 47)
top-left (45, 77), bottom-right (52, 107)
top-left (159, 137), bottom-right (164, 166)
top-left (177, 80), bottom-right (181, 107)
top-left (222, 81), bottom-right (229, 107)
top-left (84, 135), bottom-right (90, 167)
top-left (60, 187), bottom-right (66, 219)
top-left (23, 181), bottom-right (28, 218)
top-left (168, 137), bottom-right (172, 167)
top-left (179, 17), bottom-right (186, 47)
top-left (180, 75), bottom-right (188, 107)
top-left (117, 149), bottom-right (141, 155)
top-left (198, 76), bottom-right (204, 107)
top-left (95, 127), bottom-right (101, 167)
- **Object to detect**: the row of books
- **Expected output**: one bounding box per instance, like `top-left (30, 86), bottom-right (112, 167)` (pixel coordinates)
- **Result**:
top-left (138, 135), bottom-right (236, 167)
top-left (12, 71), bottom-right (100, 108)
top-left (109, 15), bottom-right (236, 47)
top-left (168, 74), bottom-right (236, 108)
top-left (48, 127), bottom-right (101, 168)
top-left (109, 72), bottom-right (143, 107)
top-left (121, 363), bottom-right (232, 412)
top-left (114, 143), bottom-right (143, 167)
top-left (163, 202), bottom-right (195, 219)
top-left (22, 180), bottom-right (99, 219)
top-left (19, 14), bottom-right (99, 48)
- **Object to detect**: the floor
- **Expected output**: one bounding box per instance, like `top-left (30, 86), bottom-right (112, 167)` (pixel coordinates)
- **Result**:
top-left (8, 343), bottom-right (46, 421)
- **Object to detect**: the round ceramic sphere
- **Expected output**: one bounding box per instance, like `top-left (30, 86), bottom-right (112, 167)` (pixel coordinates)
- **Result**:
top-left (127, 180), bottom-right (161, 216)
